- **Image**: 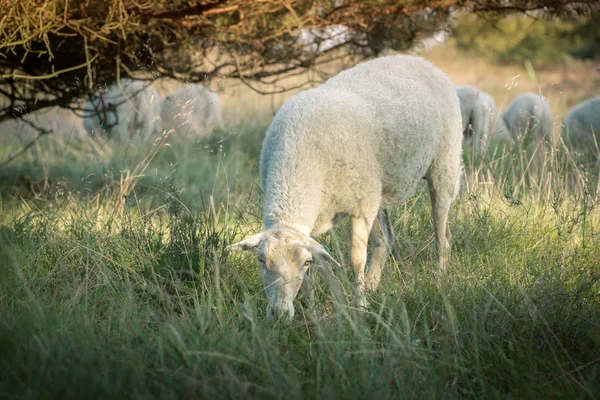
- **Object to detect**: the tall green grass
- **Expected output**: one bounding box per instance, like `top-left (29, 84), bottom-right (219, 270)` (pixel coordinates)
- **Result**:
top-left (0, 123), bottom-right (599, 399)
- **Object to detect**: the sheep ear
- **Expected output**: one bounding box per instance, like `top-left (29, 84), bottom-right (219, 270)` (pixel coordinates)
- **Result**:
top-left (227, 232), bottom-right (266, 252)
top-left (306, 237), bottom-right (341, 268)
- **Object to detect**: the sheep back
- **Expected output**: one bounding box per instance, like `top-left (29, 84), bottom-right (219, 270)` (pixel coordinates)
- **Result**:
top-left (502, 92), bottom-right (553, 144)
top-left (83, 79), bottom-right (163, 141)
top-left (260, 55), bottom-right (462, 231)
top-left (160, 85), bottom-right (222, 140)
top-left (456, 85), bottom-right (506, 149)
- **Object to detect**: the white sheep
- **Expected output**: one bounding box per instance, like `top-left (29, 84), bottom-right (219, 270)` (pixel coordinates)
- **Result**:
top-left (160, 84), bottom-right (222, 140)
top-left (228, 55), bottom-right (463, 320)
top-left (83, 79), bottom-right (163, 141)
top-left (455, 85), bottom-right (507, 150)
top-left (563, 96), bottom-right (600, 155)
top-left (501, 93), bottom-right (553, 145)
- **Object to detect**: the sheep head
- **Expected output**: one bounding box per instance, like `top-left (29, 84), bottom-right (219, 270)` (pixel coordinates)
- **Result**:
top-left (228, 224), bottom-right (338, 321)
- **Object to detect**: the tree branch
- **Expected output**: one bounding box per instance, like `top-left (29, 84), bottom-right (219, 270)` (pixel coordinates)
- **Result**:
top-left (0, 119), bottom-right (51, 169)
top-left (142, 0), bottom-right (233, 19)
top-left (0, 0), bottom-right (597, 127)
top-left (1, 55), bottom-right (99, 80)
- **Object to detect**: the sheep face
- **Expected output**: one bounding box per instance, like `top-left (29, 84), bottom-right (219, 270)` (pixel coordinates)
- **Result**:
top-left (228, 225), bottom-right (337, 321)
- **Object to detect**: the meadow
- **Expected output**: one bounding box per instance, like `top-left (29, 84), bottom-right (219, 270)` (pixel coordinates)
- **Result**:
top-left (0, 45), bottom-right (599, 399)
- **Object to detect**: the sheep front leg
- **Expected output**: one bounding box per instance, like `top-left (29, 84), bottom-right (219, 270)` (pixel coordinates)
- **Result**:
top-left (365, 210), bottom-right (394, 292)
top-left (351, 214), bottom-right (376, 309)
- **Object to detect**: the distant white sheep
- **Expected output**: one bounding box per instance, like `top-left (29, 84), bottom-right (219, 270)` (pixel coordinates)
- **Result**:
top-left (456, 85), bottom-right (507, 150)
top-left (228, 55), bottom-right (463, 320)
top-left (501, 93), bottom-right (553, 145)
top-left (160, 84), bottom-right (222, 140)
top-left (83, 79), bottom-right (163, 141)
top-left (563, 96), bottom-right (600, 156)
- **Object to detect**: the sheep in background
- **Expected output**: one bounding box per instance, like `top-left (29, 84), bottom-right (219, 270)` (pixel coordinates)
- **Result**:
top-left (501, 93), bottom-right (553, 145)
top-left (160, 84), bottom-right (222, 141)
top-left (563, 96), bottom-right (600, 158)
top-left (83, 79), bottom-right (163, 141)
top-left (456, 85), bottom-right (507, 150)
top-left (228, 55), bottom-right (463, 320)
top-left (0, 107), bottom-right (87, 142)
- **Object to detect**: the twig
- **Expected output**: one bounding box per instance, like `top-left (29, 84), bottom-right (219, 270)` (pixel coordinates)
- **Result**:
top-left (0, 122), bottom-right (51, 170)
top-left (1, 54), bottom-right (99, 80)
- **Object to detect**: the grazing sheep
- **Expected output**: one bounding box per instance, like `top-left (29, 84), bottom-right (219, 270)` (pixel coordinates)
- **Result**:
top-left (501, 93), bottom-right (553, 145)
top-left (456, 85), bottom-right (507, 150)
top-left (228, 55), bottom-right (463, 320)
top-left (563, 96), bottom-right (600, 158)
top-left (160, 84), bottom-right (222, 140)
top-left (83, 79), bottom-right (163, 141)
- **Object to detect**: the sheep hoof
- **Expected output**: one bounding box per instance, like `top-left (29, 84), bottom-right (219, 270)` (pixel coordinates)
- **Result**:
top-left (364, 276), bottom-right (381, 292)
top-left (434, 266), bottom-right (452, 288)
top-left (355, 293), bottom-right (369, 310)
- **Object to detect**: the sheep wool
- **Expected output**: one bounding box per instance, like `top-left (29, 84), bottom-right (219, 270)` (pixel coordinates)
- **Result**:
top-left (456, 85), bottom-right (506, 150)
top-left (160, 84), bottom-right (222, 140)
top-left (83, 79), bottom-right (163, 141)
top-left (563, 96), bottom-right (600, 145)
top-left (260, 55), bottom-right (463, 235)
top-left (501, 92), bottom-right (553, 144)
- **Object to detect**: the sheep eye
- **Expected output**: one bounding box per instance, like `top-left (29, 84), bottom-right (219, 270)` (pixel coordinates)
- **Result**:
top-left (303, 259), bottom-right (312, 267)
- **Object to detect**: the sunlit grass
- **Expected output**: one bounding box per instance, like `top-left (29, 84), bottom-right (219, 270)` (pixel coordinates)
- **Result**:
top-left (1, 120), bottom-right (599, 398)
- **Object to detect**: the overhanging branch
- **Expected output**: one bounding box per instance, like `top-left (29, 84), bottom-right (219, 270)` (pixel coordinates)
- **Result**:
top-left (1, 55), bottom-right (99, 80)
top-left (0, 0), bottom-right (597, 130)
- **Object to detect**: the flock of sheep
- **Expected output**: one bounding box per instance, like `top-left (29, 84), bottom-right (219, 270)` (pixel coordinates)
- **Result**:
top-left (457, 84), bottom-right (599, 156)
top-left (1, 54), bottom-right (598, 321)
top-left (82, 79), bottom-right (223, 142)
top-left (0, 79), bottom-right (222, 143)
top-left (80, 77), bottom-right (600, 156)
top-left (80, 73), bottom-right (600, 161)
top-left (4, 72), bottom-right (597, 162)
top-left (73, 61), bottom-right (600, 322)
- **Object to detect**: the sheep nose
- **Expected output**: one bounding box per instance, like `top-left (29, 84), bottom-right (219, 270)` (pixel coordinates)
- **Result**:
top-left (266, 303), bottom-right (295, 321)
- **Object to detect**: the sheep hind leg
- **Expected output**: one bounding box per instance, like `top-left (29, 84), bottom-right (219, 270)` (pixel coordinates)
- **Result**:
top-left (426, 160), bottom-right (461, 272)
top-left (364, 209), bottom-right (394, 292)
top-left (351, 213), bottom-right (377, 309)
